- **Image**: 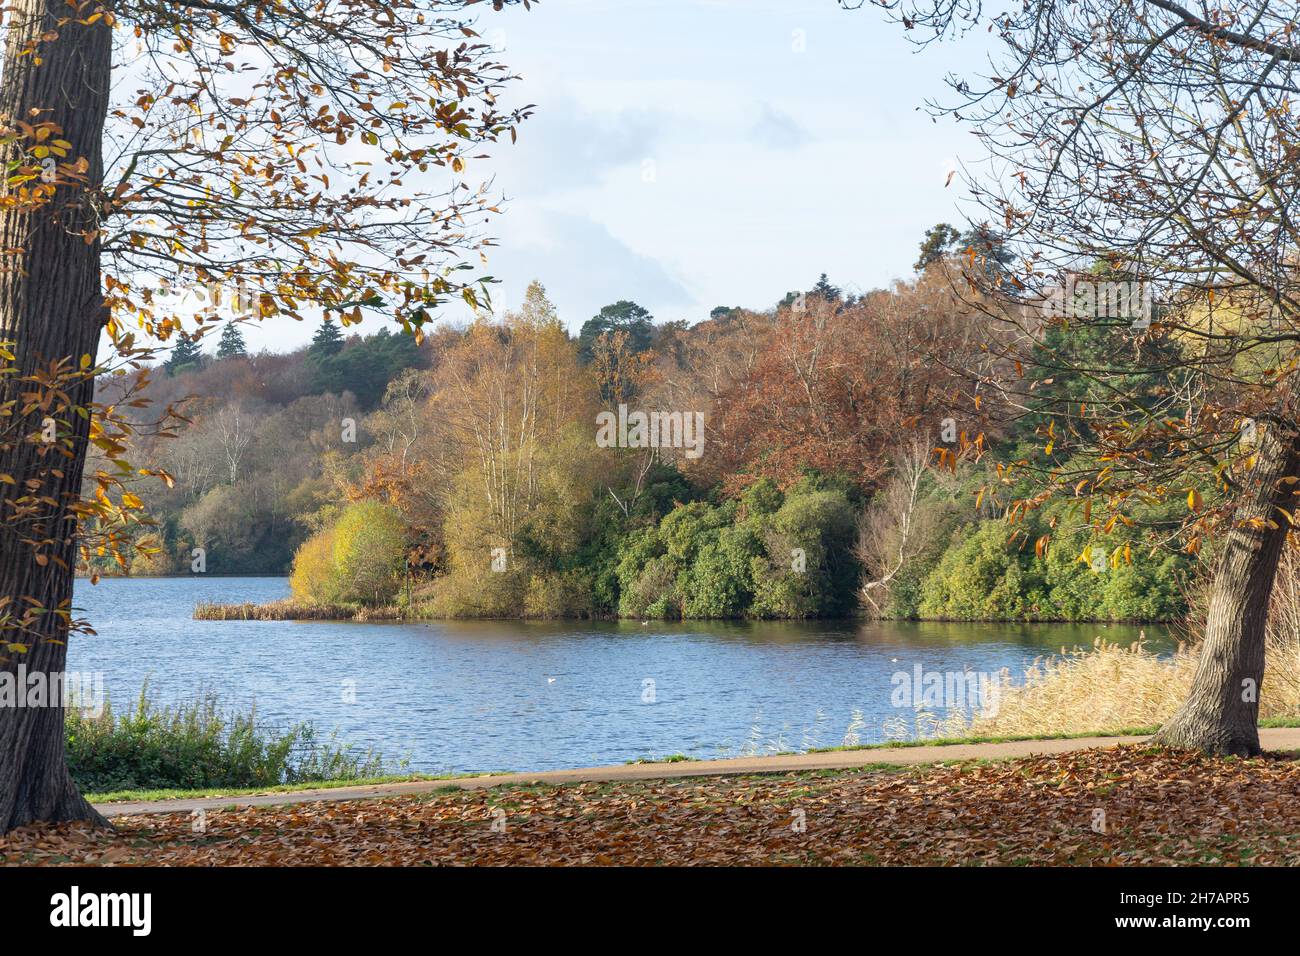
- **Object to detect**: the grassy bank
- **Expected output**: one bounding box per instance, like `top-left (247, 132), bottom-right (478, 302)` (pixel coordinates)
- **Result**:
top-left (67, 687), bottom-right (390, 795)
top-left (85, 774), bottom-right (447, 805)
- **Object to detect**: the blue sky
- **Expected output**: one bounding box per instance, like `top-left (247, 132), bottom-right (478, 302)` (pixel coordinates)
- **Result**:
top-left (223, 0), bottom-right (993, 353)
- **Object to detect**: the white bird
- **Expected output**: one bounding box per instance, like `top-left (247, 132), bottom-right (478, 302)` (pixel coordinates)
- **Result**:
top-left (547, 677), bottom-right (556, 684)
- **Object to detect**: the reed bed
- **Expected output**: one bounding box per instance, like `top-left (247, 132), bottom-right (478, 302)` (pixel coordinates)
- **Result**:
top-left (953, 632), bottom-right (1300, 740)
top-left (193, 599), bottom-right (402, 621)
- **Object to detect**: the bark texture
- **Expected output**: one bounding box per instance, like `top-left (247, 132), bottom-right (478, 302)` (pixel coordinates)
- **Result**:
top-left (0, 0), bottom-right (112, 831)
top-left (1153, 416), bottom-right (1300, 756)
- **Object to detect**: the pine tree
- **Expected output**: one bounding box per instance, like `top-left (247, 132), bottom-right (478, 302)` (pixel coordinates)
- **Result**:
top-left (310, 317), bottom-right (344, 357)
top-left (811, 273), bottom-right (842, 302)
top-left (216, 321), bottom-right (247, 359)
top-left (165, 335), bottom-right (203, 376)
top-left (914, 223), bottom-right (962, 271)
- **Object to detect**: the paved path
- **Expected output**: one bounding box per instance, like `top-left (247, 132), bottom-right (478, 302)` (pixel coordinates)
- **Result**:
top-left (97, 727), bottom-right (1300, 818)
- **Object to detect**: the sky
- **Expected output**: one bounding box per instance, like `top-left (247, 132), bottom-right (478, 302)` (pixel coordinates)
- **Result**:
top-left (201, 0), bottom-right (993, 355)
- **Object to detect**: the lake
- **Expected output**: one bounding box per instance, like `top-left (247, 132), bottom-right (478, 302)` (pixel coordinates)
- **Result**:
top-left (67, 576), bottom-right (1176, 775)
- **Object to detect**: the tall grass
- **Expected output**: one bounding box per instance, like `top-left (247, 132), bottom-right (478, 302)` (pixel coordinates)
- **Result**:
top-left (949, 578), bottom-right (1300, 739)
top-left (194, 599), bottom-right (405, 621)
top-left (894, 552), bottom-right (1300, 741)
top-left (66, 685), bottom-right (386, 794)
top-left (955, 639), bottom-right (1198, 738)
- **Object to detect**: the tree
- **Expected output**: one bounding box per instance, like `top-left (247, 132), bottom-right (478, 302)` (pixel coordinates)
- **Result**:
top-left (856, 437), bottom-right (939, 616)
top-left (915, 223), bottom-right (962, 271)
top-left (686, 270), bottom-right (995, 493)
top-left (309, 327), bottom-right (423, 409)
top-left (165, 335), bottom-right (203, 376)
top-left (216, 322), bottom-right (246, 360)
top-left (810, 273), bottom-right (842, 303)
top-left (577, 300), bottom-right (655, 364)
top-left (309, 318), bottom-right (344, 358)
top-left (332, 501), bottom-right (407, 606)
top-left (858, 0), bottom-right (1300, 754)
top-left (0, 0), bottom-right (532, 832)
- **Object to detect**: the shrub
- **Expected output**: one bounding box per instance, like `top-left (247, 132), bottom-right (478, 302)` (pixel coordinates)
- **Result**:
top-left (614, 484), bottom-right (858, 619)
top-left (332, 500), bottom-right (408, 605)
top-left (289, 501), bottom-right (407, 607)
top-left (918, 521), bottom-right (1048, 620)
top-left (289, 527), bottom-right (342, 604)
top-left (680, 525), bottom-right (761, 618)
top-left (66, 686), bottom-right (385, 795)
top-left (625, 555), bottom-right (680, 619)
top-left (523, 570), bottom-right (595, 618)
top-left (740, 476), bottom-right (783, 517)
top-left (751, 488), bottom-right (857, 618)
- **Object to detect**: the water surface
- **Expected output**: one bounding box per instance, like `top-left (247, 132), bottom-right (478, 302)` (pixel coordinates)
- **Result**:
top-left (67, 576), bottom-right (1176, 774)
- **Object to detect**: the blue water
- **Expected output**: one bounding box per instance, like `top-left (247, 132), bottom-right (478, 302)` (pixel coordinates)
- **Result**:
top-left (66, 576), bottom-right (1175, 775)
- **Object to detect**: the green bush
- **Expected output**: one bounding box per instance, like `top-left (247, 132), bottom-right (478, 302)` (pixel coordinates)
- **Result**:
top-left (289, 527), bottom-right (342, 604)
top-left (523, 570), bottom-right (595, 618)
top-left (332, 500), bottom-right (407, 605)
top-left (66, 686), bottom-right (385, 795)
top-left (613, 481), bottom-right (858, 620)
top-left (916, 500), bottom-right (1190, 622)
top-left (289, 501), bottom-right (407, 607)
top-left (680, 525), bottom-right (761, 618)
top-left (918, 521), bottom-right (1047, 620)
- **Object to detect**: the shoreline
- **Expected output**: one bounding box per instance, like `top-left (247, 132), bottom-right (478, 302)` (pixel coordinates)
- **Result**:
top-left (191, 597), bottom-right (1181, 626)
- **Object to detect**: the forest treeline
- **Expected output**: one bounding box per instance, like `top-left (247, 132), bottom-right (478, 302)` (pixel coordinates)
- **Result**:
top-left (89, 235), bottom-right (1198, 621)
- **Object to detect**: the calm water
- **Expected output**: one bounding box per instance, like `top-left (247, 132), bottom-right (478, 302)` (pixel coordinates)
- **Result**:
top-left (66, 577), bottom-right (1176, 775)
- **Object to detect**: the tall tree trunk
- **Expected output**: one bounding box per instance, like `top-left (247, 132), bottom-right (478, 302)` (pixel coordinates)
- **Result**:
top-left (1153, 416), bottom-right (1300, 757)
top-left (0, 0), bottom-right (112, 832)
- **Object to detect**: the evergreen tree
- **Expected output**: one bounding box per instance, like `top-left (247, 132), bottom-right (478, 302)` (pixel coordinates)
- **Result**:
top-left (914, 223), bottom-right (963, 271)
top-left (308, 327), bottom-right (421, 408)
top-left (310, 317), bottom-right (345, 357)
top-left (165, 335), bottom-right (203, 377)
top-left (577, 300), bottom-right (655, 364)
top-left (811, 273), bottom-right (842, 302)
top-left (216, 321), bottom-right (247, 359)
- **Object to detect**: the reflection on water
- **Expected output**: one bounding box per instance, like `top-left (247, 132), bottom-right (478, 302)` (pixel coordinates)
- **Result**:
top-left (68, 577), bottom-right (1176, 775)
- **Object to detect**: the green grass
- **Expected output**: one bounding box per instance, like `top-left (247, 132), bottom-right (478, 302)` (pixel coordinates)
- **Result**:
top-left (87, 774), bottom-right (420, 804)
top-left (802, 716), bottom-right (1300, 754)
top-left (86, 772), bottom-right (496, 804)
top-left (806, 726), bottom-right (1159, 753)
top-left (626, 753), bottom-right (697, 764)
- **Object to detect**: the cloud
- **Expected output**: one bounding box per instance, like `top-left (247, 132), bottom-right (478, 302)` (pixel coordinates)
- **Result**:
top-left (496, 96), bottom-right (665, 196)
top-left (749, 103), bottom-right (810, 150)
top-left (483, 210), bottom-right (694, 328)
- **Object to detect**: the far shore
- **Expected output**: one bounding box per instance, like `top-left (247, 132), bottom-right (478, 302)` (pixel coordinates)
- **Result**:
top-left (191, 597), bottom-right (1180, 626)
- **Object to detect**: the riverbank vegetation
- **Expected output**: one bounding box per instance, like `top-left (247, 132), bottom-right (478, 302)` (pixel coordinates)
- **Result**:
top-left (101, 242), bottom-right (1199, 624)
top-left (65, 688), bottom-right (387, 796)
